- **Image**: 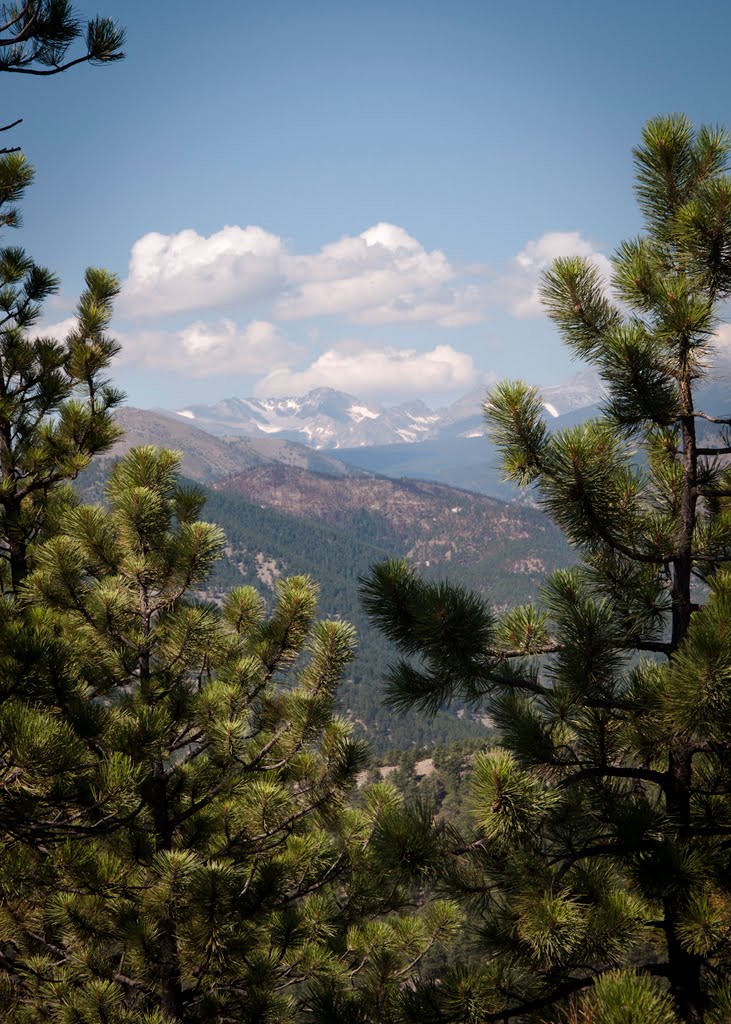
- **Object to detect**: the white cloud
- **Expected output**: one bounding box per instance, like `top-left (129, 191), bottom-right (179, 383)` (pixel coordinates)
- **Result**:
top-left (280, 222), bottom-right (482, 326)
top-left (254, 343), bottom-right (478, 398)
top-left (120, 225), bottom-right (286, 318)
top-left (115, 319), bottom-right (299, 378)
top-left (105, 223), bottom-right (627, 401)
top-left (38, 316), bottom-right (78, 341)
top-left (119, 221), bottom-right (483, 327)
top-left (495, 231), bottom-right (613, 318)
top-left (713, 323), bottom-right (731, 353)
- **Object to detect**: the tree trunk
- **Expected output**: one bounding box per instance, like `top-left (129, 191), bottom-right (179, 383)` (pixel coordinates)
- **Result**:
top-left (665, 748), bottom-right (704, 1022)
top-left (1, 492), bottom-right (27, 595)
top-left (663, 371), bottom-right (703, 1021)
top-left (151, 762), bottom-right (185, 1022)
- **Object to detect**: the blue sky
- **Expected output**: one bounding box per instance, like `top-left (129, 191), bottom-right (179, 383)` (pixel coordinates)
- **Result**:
top-left (6, 0), bottom-right (731, 408)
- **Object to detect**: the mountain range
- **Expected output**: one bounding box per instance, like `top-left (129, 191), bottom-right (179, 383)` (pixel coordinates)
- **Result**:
top-left (87, 361), bottom-right (731, 751)
top-left (144, 371), bottom-right (608, 498)
top-left (153, 365), bottom-right (731, 498)
top-left (109, 407), bottom-right (362, 484)
top-left (166, 370), bottom-right (606, 450)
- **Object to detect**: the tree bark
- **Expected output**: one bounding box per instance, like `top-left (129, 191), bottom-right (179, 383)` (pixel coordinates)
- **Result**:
top-left (150, 762), bottom-right (185, 1022)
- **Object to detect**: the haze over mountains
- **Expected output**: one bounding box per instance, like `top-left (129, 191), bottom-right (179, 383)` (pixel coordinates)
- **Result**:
top-left (109, 361), bottom-right (731, 504)
top-left (142, 370), bottom-right (606, 498)
top-left (167, 370), bottom-right (605, 450)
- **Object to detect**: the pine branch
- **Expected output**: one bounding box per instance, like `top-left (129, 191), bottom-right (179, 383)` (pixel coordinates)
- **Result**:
top-left (697, 489), bottom-right (731, 499)
top-left (557, 765), bottom-right (668, 790)
top-left (483, 668), bottom-right (635, 712)
top-left (484, 964), bottom-right (672, 1021)
top-left (1, 52), bottom-right (89, 74)
top-left (0, 5), bottom-right (39, 46)
top-left (0, 6), bottom-right (33, 36)
top-left (683, 411), bottom-right (731, 426)
top-left (636, 639), bottom-right (673, 654)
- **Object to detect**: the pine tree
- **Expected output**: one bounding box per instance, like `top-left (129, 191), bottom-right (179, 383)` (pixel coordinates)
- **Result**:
top-left (0, 0), bottom-right (126, 592)
top-left (0, 251), bottom-right (123, 594)
top-left (0, 171), bottom-right (126, 851)
top-left (0, 6), bottom-right (145, 1004)
top-left (361, 114), bottom-right (731, 1023)
top-left (0, 3), bottom-right (123, 82)
top-left (0, 446), bottom-right (459, 1023)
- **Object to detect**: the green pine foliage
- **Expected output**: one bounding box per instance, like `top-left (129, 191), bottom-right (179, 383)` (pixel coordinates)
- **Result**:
top-left (361, 115), bottom-right (731, 1022)
top-left (0, 143), bottom-right (124, 596)
top-left (0, 254), bottom-right (123, 593)
top-left (0, 116), bottom-right (127, 921)
top-left (1, 446), bottom-right (459, 1022)
top-left (76, 459), bottom-right (554, 753)
top-left (0, 3), bottom-right (124, 78)
top-left (0, 155), bottom-right (126, 862)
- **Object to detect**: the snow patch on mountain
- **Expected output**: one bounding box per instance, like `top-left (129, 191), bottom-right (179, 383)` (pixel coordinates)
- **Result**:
top-left (164, 372), bottom-right (607, 451)
top-left (349, 404), bottom-right (380, 422)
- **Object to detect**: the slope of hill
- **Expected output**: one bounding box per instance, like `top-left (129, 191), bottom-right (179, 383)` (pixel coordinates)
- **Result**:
top-left (198, 486), bottom-right (486, 752)
top-left (199, 480), bottom-right (572, 750)
top-left (214, 465), bottom-right (572, 605)
top-left (108, 408), bottom-right (362, 484)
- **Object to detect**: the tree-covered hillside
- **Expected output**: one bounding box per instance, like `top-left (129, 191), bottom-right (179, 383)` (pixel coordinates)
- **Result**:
top-left (78, 459), bottom-right (574, 752)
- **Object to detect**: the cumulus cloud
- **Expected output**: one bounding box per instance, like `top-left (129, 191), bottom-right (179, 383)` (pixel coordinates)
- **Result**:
top-left (120, 226), bottom-right (286, 318)
top-left (115, 319), bottom-right (299, 378)
top-left (120, 221), bottom-right (483, 327)
top-left (494, 231), bottom-right (613, 318)
top-left (254, 343), bottom-right (478, 398)
top-left (280, 223), bottom-right (483, 326)
top-left (106, 223), bottom-right (626, 399)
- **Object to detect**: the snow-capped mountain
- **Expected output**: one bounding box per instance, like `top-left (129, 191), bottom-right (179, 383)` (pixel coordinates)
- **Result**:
top-left (164, 373), bottom-right (607, 451)
top-left (539, 369), bottom-right (606, 418)
top-left (170, 388), bottom-right (443, 448)
top-left (432, 370), bottom-right (606, 440)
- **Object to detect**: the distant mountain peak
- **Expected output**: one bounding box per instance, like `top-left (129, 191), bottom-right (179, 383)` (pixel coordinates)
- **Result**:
top-left (165, 374), bottom-right (608, 451)
top-left (167, 387), bottom-right (443, 449)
